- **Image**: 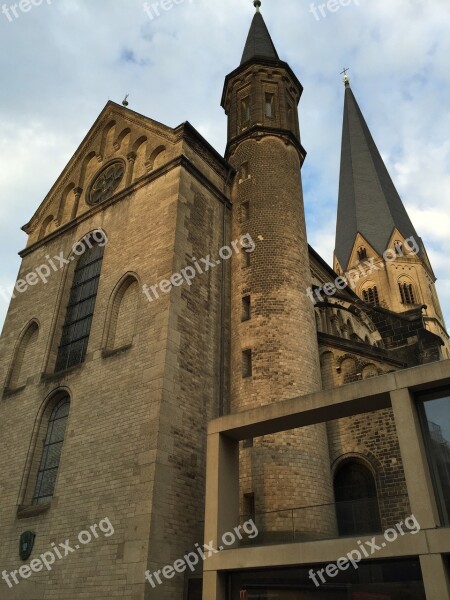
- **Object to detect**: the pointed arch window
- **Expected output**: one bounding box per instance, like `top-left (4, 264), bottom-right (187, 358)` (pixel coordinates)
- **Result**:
top-left (399, 282), bottom-right (416, 305)
top-left (362, 286), bottom-right (380, 307)
top-left (334, 461), bottom-right (381, 535)
top-left (55, 233), bottom-right (105, 372)
top-left (32, 396), bottom-right (70, 505)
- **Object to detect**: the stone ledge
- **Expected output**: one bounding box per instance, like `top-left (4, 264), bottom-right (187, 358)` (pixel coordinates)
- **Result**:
top-left (17, 503), bottom-right (51, 520)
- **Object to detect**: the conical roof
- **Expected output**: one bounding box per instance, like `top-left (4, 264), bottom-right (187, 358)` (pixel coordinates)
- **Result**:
top-left (335, 85), bottom-right (421, 268)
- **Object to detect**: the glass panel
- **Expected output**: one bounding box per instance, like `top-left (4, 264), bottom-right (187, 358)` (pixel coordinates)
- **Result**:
top-left (44, 442), bottom-right (64, 469)
top-left (421, 393), bottom-right (450, 525)
top-left (66, 338), bottom-right (87, 369)
top-left (53, 400), bottom-right (70, 420)
top-left (48, 418), bottom-right (68, 443)
top-left (38, 468), bottom-right (58, 497)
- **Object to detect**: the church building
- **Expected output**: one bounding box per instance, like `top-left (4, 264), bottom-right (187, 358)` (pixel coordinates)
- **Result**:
top-left (0, 2), bottom-right (449, 599)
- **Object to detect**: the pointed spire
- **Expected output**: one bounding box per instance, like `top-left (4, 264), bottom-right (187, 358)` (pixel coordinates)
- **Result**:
top-left (241, 2), bottom-right (279, 66)
top-left (335, 85), bottom-right (421, 268)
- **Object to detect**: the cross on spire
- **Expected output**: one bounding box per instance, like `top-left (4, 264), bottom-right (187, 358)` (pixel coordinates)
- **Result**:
top-left (341, 67), bottom-right (350, 87)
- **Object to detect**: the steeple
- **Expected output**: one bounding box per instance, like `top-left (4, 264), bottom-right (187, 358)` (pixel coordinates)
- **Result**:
top-left (222, 1), bottom-right (304, 160)
top-left (241, 3), bottom-right (279, 66)
top-left (335, 83), bottom-right (421, 270)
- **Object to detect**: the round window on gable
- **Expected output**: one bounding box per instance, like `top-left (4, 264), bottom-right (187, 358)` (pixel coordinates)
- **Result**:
top-left (88, 160), bottom-right (126, 205)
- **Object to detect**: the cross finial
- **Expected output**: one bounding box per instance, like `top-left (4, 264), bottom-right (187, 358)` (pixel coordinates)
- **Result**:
top-left (340, 67), bottom-right (350, 87)
top-left (254, 0), bottom-right (261, 12)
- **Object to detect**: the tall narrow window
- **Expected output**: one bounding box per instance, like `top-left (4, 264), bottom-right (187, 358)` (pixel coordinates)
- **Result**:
top-left (241, 97), bottom-right (250, 125)
top-left (32, 397), bottom-right (70, 505)
top-left (241, 201), bottom-right (250, 221)
top-left (239, 162), bottom-right (249, 182)
top-left (399, 282), bottom-right (416, 305)
top-left (243, 247), bottom-right (251, 268)
top-left (334, 461), bottom-right (381, 536)
top-left (265, 93), bottom-right (275, 118)
top-left (55, 234), bottom-right (105, 372)
top-left (242, 349), bottom-right (252, 378)
top-left (363, 286), bottom-right (380, 306)
top-left (242, 296), bottom-right (251, 322)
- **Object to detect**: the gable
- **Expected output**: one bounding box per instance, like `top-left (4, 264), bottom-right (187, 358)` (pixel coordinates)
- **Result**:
top-left (23, 102), bottom-right (177, 246)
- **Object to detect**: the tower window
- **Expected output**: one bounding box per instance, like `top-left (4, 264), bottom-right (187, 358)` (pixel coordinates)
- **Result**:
top-left (394, 240), bottom-right (403, 255)
top-left (242, 247), bottom-right (251, 268)
top-left (399, 282), bottom-right (416, 305)
top-left (265, 93), bottom-right (275, 118)
top-left (32, 397), bottom-right (70, 505)
top-left (55, 233), bottom-right (105, 372)
top-left (239, 161), bottom-right (249, 182)
top-left (357, 246), bottom-right (368, 261)
top-left (241, 201), bottom-right (250, 221)
top-left (241, 97), bottom-right (250, 125)
top-left (242, 349), bottom-right (252, 378)
top-left (362, 286), bottom-right (380, 306)
top-left (242, 296), bottom-right (251, 321)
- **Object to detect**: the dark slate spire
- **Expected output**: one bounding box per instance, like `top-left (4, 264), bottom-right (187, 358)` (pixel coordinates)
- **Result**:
top-left (241, 4), bottom-right (279, 66)
top-left (335, 84), bottom-right (421, 269)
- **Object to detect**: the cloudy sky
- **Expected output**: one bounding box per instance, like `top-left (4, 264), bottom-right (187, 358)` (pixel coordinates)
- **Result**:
top-left (0, 0), bottom-right (449, 330)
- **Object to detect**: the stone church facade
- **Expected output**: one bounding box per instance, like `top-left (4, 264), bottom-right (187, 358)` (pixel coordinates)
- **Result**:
top-left (0, 4), bottom-right (449, 600)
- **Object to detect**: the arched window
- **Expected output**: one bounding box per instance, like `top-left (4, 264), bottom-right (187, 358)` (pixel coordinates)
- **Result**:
top-left (39, 215), bottom-right (54, 240)
top-left (32, 396), bottom-right (70, 505)
top-left (399, 281), bottom-right (416, 305)
top-left (334, 461), bottom-right (381, 535)
top-left (357, 246), bottom-right (367, 261)
top-left (362, 286), bottom-right (380, 306)
top-left (8, 320), bottom-right (40, 390)
top-left (105, 275), bottom-right (139, 351)
top-left (55, 233), bottom-right (106, 372)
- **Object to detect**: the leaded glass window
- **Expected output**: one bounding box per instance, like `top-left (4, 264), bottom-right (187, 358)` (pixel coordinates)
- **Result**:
top-left (32, 397), bottom-right (70, 505)
top-left (55, 235), bottom-right (105, 372)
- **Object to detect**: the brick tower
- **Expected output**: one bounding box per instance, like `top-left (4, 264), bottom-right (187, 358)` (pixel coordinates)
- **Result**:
top-left (222, 2), bottom-right (335, 527)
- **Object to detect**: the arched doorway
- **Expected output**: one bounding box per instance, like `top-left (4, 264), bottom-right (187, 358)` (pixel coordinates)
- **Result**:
top-left (334, 460), bottom-right (381, 536)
